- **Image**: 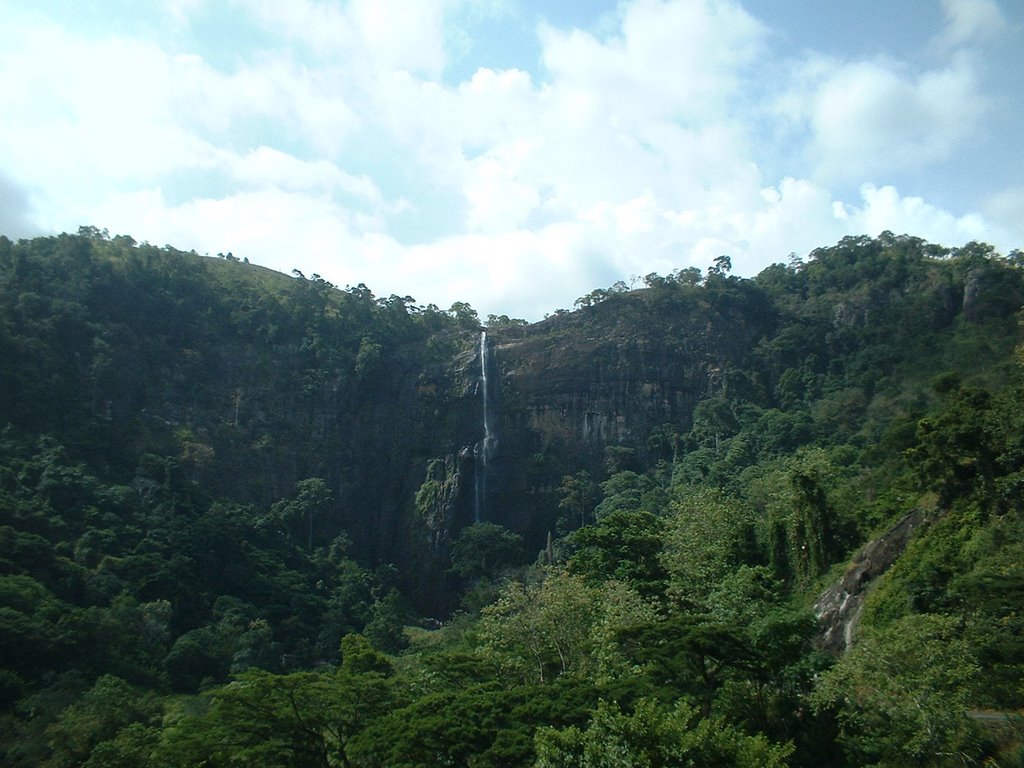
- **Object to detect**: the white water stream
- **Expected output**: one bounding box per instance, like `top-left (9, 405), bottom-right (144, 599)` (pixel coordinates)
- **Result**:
top-left (475, 331), bottom-right (493, 522)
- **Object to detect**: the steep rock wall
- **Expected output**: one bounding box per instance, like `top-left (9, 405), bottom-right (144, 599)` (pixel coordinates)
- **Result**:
top-left (814, 508), bottom-right (927, 653)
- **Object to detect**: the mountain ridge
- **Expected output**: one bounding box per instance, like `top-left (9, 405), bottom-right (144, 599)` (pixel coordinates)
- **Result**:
top-left (1, 228), bottom-right (1023, 766)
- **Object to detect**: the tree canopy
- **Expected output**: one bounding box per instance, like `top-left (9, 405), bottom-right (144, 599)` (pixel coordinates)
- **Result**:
top-left (1, 230), bottom-right (1023, 766)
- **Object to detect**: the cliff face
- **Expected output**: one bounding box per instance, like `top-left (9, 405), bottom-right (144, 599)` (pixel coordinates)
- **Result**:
top-left (481, 320), bottom-right (702, 541)
top-left (3, 231), bottom-right (1022, 614)
top-left (467, 280), bottom-right (778, 547)
top-left (814, 509), bottom-right (927, 653)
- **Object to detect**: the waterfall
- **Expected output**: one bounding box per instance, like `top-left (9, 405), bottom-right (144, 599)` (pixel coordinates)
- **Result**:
top-left (480, 330), bottom-right (492, 451)
top-left (474, 330), bottom-right (493, 523)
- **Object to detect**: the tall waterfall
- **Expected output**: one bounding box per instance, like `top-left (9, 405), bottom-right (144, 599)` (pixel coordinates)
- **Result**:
top-left (474, 330), bottom-right (494, 523)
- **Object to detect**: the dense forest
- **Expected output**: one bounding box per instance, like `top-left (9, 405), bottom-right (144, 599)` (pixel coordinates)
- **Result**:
top-left (1, 228), bottom-right (1023, 766)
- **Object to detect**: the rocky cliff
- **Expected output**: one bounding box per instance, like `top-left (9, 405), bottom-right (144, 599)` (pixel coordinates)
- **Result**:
top-left (814, 508), bottom-right (928, 653)
top-left (2, 230), bottom-right (1022, 614)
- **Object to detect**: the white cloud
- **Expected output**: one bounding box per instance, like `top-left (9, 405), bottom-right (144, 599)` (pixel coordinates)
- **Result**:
top-left (457, 67), bottom-right (537, 149)
top-left (464, 144), bottom-right (541, 232)
top-left (90, 186), bottom-right (369, 271)
top-left (986, 186), bottom-right (1024, 220)
top-left (540, 0), bottom-right (765, 119)
top-left (371, 0), bottom-right (770, 243)
top-left (984, 186), bottom-right (1024, 249)
top-left (851, 183), bottom-right (989, 245)
top-left (161, 0), bottom-right (207, 26)
top-left (390, 224), bottom-right (611, 317)
top-left (89, 175), bottom-right (1013, 322)
top-left (233, 0), bottom-right (452, 78)
top-left (0, 26), bottom-right (212, 182)
top-left (0, 18), bottom-right (361, 185)
top-left (349, 0), bottom-right (449, 77)
top-left (227, 0), bottom-right (357, 56)
top-left (525, 0), bottom-right (766, 209)
top-left (0, 0), bottom-right (1017, 320)
top-left (798, 54), bottom-right (988, 182)
top-left (934, 0), bottom-right (1008, 51)
top-left (231, 146), bottom-right (384, 203)
top-left (0, 172), bottom-right (43, 240)
top-left (747, 178), bottom-right (848, 265)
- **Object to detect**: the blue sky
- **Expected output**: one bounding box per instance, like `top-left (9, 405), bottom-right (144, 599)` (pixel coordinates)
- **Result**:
top-left (1, 0), bottom-right (1021, 320)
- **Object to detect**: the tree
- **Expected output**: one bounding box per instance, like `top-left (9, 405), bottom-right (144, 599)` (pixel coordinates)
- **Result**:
top-left (787, 451), bottom-right (838, 580)
top-left (81, 722), bottom-right (161, 768)
top-left (533, 698), bottom-right (792, 768)
top-left (447, 301), bottom-right (479, 330)
top-left (660, 488), bottom-right (753, 609)
top-left (230, 619), bottom-right (278, 674)
top-left (166, 661), bottom-right (393, 768)
top-left (478, 569), bottom-right (655, 686)
top-left (363, 589), bottom-right (407, 655)
top-left (617, 614), bottom-right (758, 718)
top-left (485, 314), bottom-right (527, 328)
top-left (813, 613), bottom-right (981, 767)
top-left (671, 266), bottom-right (702, 286)
top-left (480, 570), bottom-right (601, 684)
top-left (689, 397), bottom-right (739, 450)
top-left (591, 470), bottom-right (665, 519)
top-left (557, 471), bottom-right (599, 531)
top-left (708, 254), bottom-right (733, 277)
top-left (907, 385), bottom-right (999, 507)
top-left (567, 509), bottom-right (667, 597)
top-left (271, 478), bottom-right (333, 551)
top-left (704, 567), bottom-right (824, 747)
top-left (163, 625), bottom-right (235, 692)
top-left (449, 522), bottom-right (523, 581)
top-left (746, 450), bottom-right (847, 587)
top-left (349, 677), bottom-right (601, 768)
top-left (42, 675), bottom-right (161, 768)
top-left (574, 289), bottom-right (609, 309)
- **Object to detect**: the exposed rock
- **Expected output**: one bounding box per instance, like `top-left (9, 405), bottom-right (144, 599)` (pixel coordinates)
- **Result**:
top-left (814, 508), bottom-right (927, 653)
top-left (963, 270), bottom-right (984, 321)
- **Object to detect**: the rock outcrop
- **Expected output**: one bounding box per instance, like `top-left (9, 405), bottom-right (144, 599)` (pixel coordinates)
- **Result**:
top-left (814, 508), bottom-right (927, 653)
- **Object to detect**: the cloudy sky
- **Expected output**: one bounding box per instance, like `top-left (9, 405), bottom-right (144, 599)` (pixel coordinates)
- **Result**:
top-left (1, 0), bottom-right (1021, 319)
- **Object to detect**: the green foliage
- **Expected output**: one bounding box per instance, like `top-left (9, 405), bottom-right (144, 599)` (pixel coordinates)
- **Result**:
top-left (163, 625), bottom-right (235, 692)
top-left (447, 301), bottom-right (480, 330)
top-left (81, 722), bottom-right (161, 768)
top-left (533, 698), bottom-right (792, 768)
top-left (906, 385), bottom-right (999, 506)
top-left (41, 675), bottom-right (160, 768)
top-left (168, 662), bottom-right (393, 768)
top-left (2, 230), bottom-right (1024, 766)
top-left (813, 613), bottom-right (982, 767)
top-left (270, 478), bottom-right (334, 551)
top-left (660, 487), bottom-right (755, 608)
top-left (593, 471), bottom-right (666, 518)
top-left (339, 633), bottom-right (392, 675)
top-left (363, 588), bottom-right (408, 655)
top-left (557, 470), bottom-right (599, 531)
top-left (448, 522), bottom-right (524, 580)
top-left (618, 614), bottom-right (757, 717)
top-left (479, 569), bottom-right (603, 684)
top-left (786, 449), bottom-right (843, 581)
top-left (568, 509), bottom-right (666, 597)
top-left (479, 569), bottom-right (652, 686)
top-left (349, 677), bottom-right (600, 767)
top-left (486, 313), bottom-right (528, 328)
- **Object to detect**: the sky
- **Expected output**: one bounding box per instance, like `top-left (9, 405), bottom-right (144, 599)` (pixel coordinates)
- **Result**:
top-left (1, 0), bottom-right (1022, 320)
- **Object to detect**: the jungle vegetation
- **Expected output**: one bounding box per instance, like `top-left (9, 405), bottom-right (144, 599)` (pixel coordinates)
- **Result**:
top-left (1, 229), bottom-right (1023, 766)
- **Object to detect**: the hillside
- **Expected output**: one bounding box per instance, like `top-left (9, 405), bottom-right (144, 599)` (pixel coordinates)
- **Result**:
top-left (1, 229), bottom-right (1023, 766)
